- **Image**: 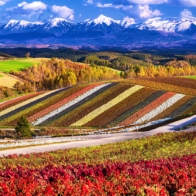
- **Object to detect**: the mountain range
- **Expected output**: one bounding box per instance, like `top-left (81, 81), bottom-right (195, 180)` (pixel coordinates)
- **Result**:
top-left (1, 14), bottom-right (196, 50)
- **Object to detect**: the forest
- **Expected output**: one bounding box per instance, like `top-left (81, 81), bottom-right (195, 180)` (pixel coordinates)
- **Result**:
top-left (1, 48), bottom-right (196, 99)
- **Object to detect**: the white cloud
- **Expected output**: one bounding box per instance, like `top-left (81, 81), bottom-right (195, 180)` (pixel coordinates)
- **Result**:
top-left (180, 9), bottom-right (193, 18)
top-left (17, 2), bottom-right (28, 7)
top-left (51, 5), bottom-right (74, 20)
top-left (179, 0), bottom-right (196, 6)
top-left (6, 1), bottom-right (47, 19)
top-left (114, 0), bottom-right (168, 5)
top-left (86, 0), bottom-right (94, 4)
top-left (123, 4), bottom-right (162, 19)
top-left (22, 1), bottom-right (47, 11)
top-left (0, 0), bottom-right (9, 6)
top-left (137, 5), bottom-right (162, 18)
top-left (96, 3), bottom-right (124, 9)
top-left (96, 3), bottom-right (124, 8)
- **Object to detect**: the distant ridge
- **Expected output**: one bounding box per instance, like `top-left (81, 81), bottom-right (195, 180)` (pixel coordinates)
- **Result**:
top-left (1, 14), bottom-right (196, 49)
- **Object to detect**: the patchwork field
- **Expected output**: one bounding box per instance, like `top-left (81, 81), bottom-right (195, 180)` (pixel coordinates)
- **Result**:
top-left (0, 80), bottom-right (195, 128)
top-left (0, 58), bottom-right (47, 72)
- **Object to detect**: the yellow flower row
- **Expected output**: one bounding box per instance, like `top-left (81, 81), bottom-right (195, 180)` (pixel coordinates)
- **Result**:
top-left (71, 85), bottom-right (143, 127)
top-left (0, 89), bottom-right (59, 117)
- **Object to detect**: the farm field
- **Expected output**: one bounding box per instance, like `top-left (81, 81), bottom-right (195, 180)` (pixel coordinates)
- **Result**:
top-left (0, 131), bottom-right (196, 195)
top-left (0, 58), bottom-right (48, 72)
top-left (0, 72), bottom-right (21, 88)
top-left (0, 80), bottom-right (196, 128)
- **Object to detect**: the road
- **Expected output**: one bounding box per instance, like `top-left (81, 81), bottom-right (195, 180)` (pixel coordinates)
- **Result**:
top-left (0, 114), bottom-right (195, 157)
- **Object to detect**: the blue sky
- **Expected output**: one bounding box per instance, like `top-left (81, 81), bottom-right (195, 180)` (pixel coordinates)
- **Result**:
top-left (0, 0), bottom-right (196, 23)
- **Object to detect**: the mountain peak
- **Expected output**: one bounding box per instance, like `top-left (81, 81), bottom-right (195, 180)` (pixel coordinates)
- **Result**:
top-left (4, 20), bottom-right (44, 29)
top-left (121, 17), bottom-right (135, 28)
top-left (88, 14), bottom-right (120, 26)
top-left (138, 16), bottom-right (196, 32)
top-left (44, 18), bottom-right (74, 30)
top-left (5, 20), bottom-right (19, 28)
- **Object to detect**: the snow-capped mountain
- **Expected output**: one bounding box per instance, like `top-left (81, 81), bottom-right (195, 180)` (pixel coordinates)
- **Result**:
top-left (1, 15), bottom-right (196, 49)
top-left (137, 17), bottom-right (196, 33)
top-left (43, 18), bottom-right (74, 36)
top-left (63, 14), bottom-right (123, 39)
top-left (44, 18), bottom-right (73, 29)
top-left (87, 14), bottom-right (120, 26)
top-left (2, 20), bottom-right (43, 32)
top-left (121, 17), bottom-right (135, 28)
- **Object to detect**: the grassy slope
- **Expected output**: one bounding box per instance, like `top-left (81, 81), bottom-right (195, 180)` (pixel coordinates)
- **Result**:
top-left (0, 58), bottom-right (47, 72)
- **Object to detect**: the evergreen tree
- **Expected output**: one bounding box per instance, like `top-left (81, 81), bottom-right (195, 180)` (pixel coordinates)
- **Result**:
top-left (15, 116), bottom-right (31, 138)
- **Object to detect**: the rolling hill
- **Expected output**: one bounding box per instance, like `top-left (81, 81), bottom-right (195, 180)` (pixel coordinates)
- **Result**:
top-left (0, 80), bottom-right (195, 129)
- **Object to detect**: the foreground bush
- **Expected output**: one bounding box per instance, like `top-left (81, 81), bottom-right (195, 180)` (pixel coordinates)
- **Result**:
top-left (0, 154), bottom-right (196, 195)
top-left (0, 131), bottom-right (196, 195)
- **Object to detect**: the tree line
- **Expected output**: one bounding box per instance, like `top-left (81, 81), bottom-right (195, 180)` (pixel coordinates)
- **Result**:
top-left (11, 58), bottom-right (120, 91)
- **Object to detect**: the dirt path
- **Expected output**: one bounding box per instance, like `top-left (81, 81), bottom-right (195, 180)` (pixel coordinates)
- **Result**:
top-left (0, 114), bottom-right (195, 157)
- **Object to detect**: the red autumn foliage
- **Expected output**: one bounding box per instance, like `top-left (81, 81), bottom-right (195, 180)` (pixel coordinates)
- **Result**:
top-left (0, 154), bottom-right (196, 195)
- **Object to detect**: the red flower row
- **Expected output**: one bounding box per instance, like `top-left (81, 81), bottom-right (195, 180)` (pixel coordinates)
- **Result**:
top-left (0, 154), bottom-right (196, 195)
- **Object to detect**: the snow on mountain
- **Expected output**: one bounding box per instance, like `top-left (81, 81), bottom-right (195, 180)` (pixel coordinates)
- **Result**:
top-left (121, 17), bottom-right (135, 28)
top-left (1, 15), bottom-right (196, 47)
top-left (44, 18), bottom-right (74, 30)
top-left (176, 17), bottom-right (196, 32)
top-left (138, 17), bottom-right (196, 32)
top-left (4, 20), bottom-right (43, 30)
top-left (138, 17), bottom-right (177, 32)
top-left (87, 14), bottom-right (120, 26)
top-left (4, 20), bottom-right (19, 28)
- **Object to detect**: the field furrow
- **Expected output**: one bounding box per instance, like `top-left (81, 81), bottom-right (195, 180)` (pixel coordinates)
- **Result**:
top-left (49, 83), bottom-right (132, 127)
top-left (150, 96), bottom-right (192, 121)
top-left (134, 93), bottom-right (185, 125)
top-left (28, 83), bottom-right (102, 123)
top-left (108, 90), bottom-right (166, 127)
top-left (71, 85), bottom-right (143, 127)
top-left (0, 88), bottom-right (66, 122)
top-left (0, 92), bottom-right (42, 112)
top-left (85, 88), bottom-right (156, 127)
top-left (118, 91), bottom-right (175, 126)
top-left (167, 97), bottom-right (196, 118)
top-left (33, 83), bottom-right (114, 126)
top-left (0, 85), bottom-right (91, 126)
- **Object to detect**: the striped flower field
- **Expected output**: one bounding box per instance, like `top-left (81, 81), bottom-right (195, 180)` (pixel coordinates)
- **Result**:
top-left (0, 81), bottom-right (195, 128)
